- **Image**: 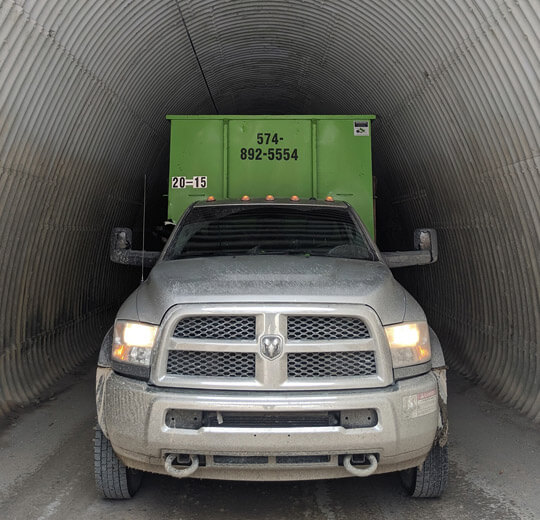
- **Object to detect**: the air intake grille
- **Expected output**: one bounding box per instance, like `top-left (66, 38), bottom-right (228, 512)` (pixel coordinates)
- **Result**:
top-left (173, 316), bottom-right (256, 340)
top-left (287, 316), bottom-right (370, 340)
top-left (167, 351), bottom-right (256, 378)
top-left (204, 412), bottom-right (339, 428)
top-left (288, 351), bottom-right (376, 378)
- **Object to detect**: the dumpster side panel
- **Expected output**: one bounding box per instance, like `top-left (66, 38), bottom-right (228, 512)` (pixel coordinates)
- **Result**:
top-left (316, 119), bottom-right (374, 236)
top-left (168, 119), bottom-right (224, 221)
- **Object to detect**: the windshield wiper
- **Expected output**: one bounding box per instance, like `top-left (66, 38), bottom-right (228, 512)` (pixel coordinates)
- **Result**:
top-left (249, 249), bottom-right (314, 256)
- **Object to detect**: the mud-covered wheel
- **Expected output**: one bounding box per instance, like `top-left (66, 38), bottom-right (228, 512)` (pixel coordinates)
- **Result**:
top-left (400, 444), bottom-right (448, 498)
top-left (94, 426), bottom-right (143, 499)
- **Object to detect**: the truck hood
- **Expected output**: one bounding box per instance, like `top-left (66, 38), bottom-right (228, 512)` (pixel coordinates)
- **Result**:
top-left (127, 256), bottom-right (406, 325)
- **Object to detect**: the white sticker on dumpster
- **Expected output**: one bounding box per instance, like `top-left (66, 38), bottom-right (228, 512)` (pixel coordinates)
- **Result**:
top-left (353, 120), bottom-right (370, 136)
top-left (171, 176), bottom-right (208, 189)
top-left (403, 389), bottom-right (437, 418)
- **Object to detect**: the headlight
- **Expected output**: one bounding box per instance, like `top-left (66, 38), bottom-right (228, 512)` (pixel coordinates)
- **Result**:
top-left (112, 321), bottom-right (158, 367)
top-left (384, 322), bottom-right (431, 368)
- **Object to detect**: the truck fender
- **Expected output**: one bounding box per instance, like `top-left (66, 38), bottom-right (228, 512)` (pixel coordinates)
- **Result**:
top-left (98, 327), bottom-right (113, 368)
top-left (430, 327), bottom-right (449, 447)
top-left (96, 327), bottom-right (114, 436)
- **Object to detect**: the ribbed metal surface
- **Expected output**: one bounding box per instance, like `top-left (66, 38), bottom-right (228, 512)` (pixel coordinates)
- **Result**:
top-left (0, 0), bottom-right (538, 421)
top-left (0, 0), bottom-right (213, 415)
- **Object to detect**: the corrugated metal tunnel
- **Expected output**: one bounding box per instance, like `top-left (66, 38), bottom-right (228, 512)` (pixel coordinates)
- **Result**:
top-left (0, 0), bottom-right (538, 422)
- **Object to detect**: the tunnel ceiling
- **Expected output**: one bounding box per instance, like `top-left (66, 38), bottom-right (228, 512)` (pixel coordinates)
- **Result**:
top-left (0, 0), bottom-right (538, 421)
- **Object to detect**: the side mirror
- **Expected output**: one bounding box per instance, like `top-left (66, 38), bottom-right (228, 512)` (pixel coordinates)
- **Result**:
top-left (382, 228), bottom-right (438, 268)
top-left (414, 228), bottom-right (438, 263)
top-left (110, 228), bottom-right (160, 268)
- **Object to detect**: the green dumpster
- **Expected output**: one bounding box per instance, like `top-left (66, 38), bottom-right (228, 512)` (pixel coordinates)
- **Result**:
top-left (166, 115), bottom-right (376, 237)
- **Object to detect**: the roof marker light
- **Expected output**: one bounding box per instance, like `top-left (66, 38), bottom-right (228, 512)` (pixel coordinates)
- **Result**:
top-left (265, 195), bottom-right (275, 201)
top-left (325, 196), bottom-right (334, 202)
top-left (290, 195), bottom-right (300, 201)
top-left (241, 195), bottom-right (251, 201)
top-left (206, 196), bottom-right (216, 202)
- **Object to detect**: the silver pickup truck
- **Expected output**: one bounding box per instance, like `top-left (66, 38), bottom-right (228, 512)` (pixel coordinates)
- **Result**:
top-left (95, 198), bottom-right (448, 499)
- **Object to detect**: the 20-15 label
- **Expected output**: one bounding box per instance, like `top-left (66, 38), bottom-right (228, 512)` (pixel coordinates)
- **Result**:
top-left (171, 176), bottom-right (208, 189)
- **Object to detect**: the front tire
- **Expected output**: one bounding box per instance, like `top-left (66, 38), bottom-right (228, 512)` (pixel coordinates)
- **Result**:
top-left (94, 426), bottom-right (143, 499)
top-left (400, 444), bottom-right (448, 498)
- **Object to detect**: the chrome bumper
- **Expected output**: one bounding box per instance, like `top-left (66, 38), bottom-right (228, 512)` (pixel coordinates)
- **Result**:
top-left (96, 368), bottom-right (439, 481)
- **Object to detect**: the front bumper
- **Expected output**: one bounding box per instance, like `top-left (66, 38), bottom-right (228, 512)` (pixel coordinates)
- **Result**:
top-left (96, 368), bottom-right (439, 481)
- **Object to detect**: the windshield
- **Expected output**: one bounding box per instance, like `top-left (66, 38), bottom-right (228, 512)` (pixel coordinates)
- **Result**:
top-left (163, 205), bottom-right (375, 261)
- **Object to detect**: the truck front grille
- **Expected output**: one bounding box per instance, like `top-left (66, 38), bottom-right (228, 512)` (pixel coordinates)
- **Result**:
top-left (173, 316), bottom-right (256, 340)
top-left (287, 316), bottom-right (370, 340)
top-left (156, 304), bottom-right (390, 391)
top-left (167, 351), bottom-right (256, 378)
top-left (287, 351), bottom-right (377, 378)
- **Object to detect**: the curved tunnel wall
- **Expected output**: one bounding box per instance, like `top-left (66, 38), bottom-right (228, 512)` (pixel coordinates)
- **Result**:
top-left (0, 0), bottom-right (538, 420)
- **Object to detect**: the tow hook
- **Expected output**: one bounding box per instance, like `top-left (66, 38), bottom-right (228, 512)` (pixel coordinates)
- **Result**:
top-left (343, 454), bottom-right (378, 477)
top-left (164, 454), bottom-right (200, 478)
